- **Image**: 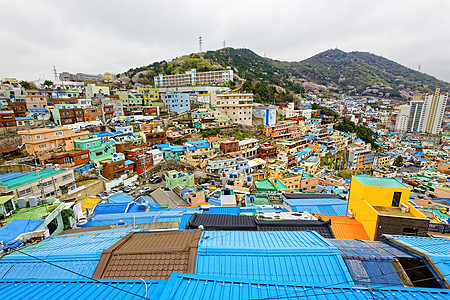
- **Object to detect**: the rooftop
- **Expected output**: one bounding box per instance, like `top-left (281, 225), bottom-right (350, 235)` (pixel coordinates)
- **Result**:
top-left (353, 175), bottom-right (409, 189)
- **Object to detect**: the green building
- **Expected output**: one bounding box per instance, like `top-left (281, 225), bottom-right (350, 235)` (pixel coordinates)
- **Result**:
top-left (165, 170), bottom-right (194, 189)
top-left (74, 137), bottom-right (115, 161)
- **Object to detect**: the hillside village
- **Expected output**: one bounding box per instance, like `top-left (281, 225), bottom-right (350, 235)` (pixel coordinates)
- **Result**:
top-left (0, 63), bottom-right (450, 299)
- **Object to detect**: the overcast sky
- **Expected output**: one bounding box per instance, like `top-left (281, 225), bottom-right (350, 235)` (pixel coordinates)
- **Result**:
top-left (1, 0), bottom-right (449, 83)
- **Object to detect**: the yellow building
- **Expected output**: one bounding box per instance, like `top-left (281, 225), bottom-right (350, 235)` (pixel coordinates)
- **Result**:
top-left (348, 176), bottom-right (429, 241)
top-left (103, 73), bottom-right (116, 82)
top-left (137, 87), bottom-right (162, 106)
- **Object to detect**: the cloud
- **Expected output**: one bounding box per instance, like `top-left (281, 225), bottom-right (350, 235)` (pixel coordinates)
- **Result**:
top-left (1, 0), bottom-right (449, 82)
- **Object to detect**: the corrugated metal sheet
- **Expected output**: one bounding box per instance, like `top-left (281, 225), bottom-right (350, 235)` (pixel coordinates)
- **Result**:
top-left (204, 207), bottom-right (240, 215)
top-left (159, 272), bottom-right (450, 300)
top-left (0, 279), bottom-right (165, 299)
top-left (255, 219), bottom-right (335, 238)
top-left (284, 198), bottom-right (348, 216)
top-left (329, 239), bottom-right (413, 260)
top-left (316, 215), bottom-right (370, 240)
top-left (344, 260), bottom-right (404, 286)
top-left (384, 235), bottom-right (450, 286)
top-left (84, 211), bottom-right (185, 227)
top-left (0, 229), bottom-right (132, 279)
top-left (196, 231), bottom-right (353, 285)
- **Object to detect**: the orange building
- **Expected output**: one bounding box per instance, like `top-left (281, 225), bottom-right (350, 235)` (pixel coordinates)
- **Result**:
top-left (263, 121), bottom-right (301, 138)
top-left (18, 127), bottom-right (89, 155)
top-left (0, 110), bottom-right (16, 127)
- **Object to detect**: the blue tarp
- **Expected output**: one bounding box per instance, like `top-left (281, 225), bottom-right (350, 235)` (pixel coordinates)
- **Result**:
top-left (0, 219), bottom-right (44, 245)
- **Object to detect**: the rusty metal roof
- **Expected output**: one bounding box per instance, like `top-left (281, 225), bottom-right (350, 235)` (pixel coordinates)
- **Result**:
top-left (92, 230), bottom-right (202, 280)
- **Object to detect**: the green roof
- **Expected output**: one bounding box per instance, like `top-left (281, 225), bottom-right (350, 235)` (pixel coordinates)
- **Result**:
top-left (353, 175), bottom-right (409, 189)
top-left (302, 173), bottom-right (313, 179)
top-left (254, 179), bottom-right (277, 192)
top-left (0, 195), bottom-right (14, 205)
top-left (0, 169), bottom-right (68, 189)
top-left (270, 179), bottom-right (288, 190)
top-left (4, 205), bottom-right (49, 223)
top-left (246, 194), bottom-right (270, 206)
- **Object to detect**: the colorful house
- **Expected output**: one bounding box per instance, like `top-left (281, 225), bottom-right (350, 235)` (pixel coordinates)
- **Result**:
top-left (347, 176), bottom-right (429, 241)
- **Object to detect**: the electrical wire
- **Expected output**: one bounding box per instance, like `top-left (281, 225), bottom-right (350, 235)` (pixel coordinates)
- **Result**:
top-left (11, 248), bottom-right (149, 299)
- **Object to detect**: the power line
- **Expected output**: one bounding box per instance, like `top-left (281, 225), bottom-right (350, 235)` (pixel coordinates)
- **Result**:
top-left (13, 247), bottom-right (149, 299)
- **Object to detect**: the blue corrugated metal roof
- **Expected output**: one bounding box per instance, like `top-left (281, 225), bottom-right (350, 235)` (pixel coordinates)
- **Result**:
top-left (284, 198), bottom-right (348, 216)
top-left (384, 235), bottom-right (450, 285)
top-left (83, 210), bottom-right (185, 227)
top-left (135, 196), bottom-right (159, 208)
top-left (195, 231), bottom-right (353, 285)
top-left (159, 272), bottom-right (450, 300)
top-left (92, 202), bottom-right (128, 215)
top-left (0, 172), bottom-right (33, 182)
top-left (107, 192), bottom-right (134, 203)
top-left (0, 279), bottom-right (165, 299)
top-left (0, 219), bottom-right (44, 245)
top-left (0, 229), bottom-right (132, 279)
top-left (204, 207), bottom-right (240, 215)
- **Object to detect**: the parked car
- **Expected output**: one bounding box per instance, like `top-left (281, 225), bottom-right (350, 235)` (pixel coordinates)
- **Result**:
top-left (149, 176), bottom-right (162, 184)
top-left (120, 186), bottom-right (131, 193)
top-left (127, 184), bottom-right (136, 190)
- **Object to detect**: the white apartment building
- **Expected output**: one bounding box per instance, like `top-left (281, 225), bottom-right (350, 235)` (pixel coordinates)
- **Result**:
top-left (395, 104), bottom-right (411, 133)
top-left (212, 93), bottom-right (253, 126)
top-left (154, 68), bottom-right (233, 87)
top-left (85, 84), bottom-right (110, 98)
top-left (418, 89), bottom-right (447, 135)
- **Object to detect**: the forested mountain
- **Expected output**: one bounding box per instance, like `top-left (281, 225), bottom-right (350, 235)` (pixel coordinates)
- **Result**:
top-left (125, 48), bottom-right (449, 102)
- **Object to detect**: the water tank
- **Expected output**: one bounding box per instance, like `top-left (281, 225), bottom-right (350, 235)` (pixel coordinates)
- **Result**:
top-left (45, 164), bottom-right (53, 171)
top-left (247, 176), bottom-right (252, 182)
top-left (28, 197), bottom-right (37, 207)
top-left (211, 180), bottom-right (215, 186)
top-left (224, 188), bottom-right (230, 195)
top-left (17, 198), bottom-right (27, 209)
top-left (250, 196), bottom-right (255, 203)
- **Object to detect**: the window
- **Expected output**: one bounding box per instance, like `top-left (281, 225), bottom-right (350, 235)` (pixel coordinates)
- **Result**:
top-left (22, 135), bottom-right (26, 140)
top-left (55, 131), bottom-right (63, 136)
top-left (392, 192), bottom-right (401, 207)
top-left (19, 188), bottom-right (32, 196)
top-left (39, 144), bottom-right (47, 149)
top-left (43, 180), bottom-right (53, 187)
top-left (36, 135), bottom-right (41, 140)
top-left (81, 154), bottom-right (88, 159)
top-left (62, 174), bottom-right (72, 180)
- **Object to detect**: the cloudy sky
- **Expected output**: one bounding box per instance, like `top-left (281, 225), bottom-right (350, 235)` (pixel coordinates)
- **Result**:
top-left (1, 0), bottom-right (449, 82)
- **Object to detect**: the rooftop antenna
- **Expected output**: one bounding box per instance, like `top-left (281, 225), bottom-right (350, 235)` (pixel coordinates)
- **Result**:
top-left (198, 36), bottom-right (203, 52)
top-left (418, 65), bottom-right (421, 71)
top-left (223, 39), bottom-right (226, 48)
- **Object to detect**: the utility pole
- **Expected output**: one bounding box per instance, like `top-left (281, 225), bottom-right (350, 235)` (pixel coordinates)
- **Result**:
top-left (53, 65), bottom-right (58, 82)
top-left (198, 36), bottom-right (203, 52)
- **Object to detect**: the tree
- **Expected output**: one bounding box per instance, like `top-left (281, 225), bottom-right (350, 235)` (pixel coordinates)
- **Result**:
top-left (336, 170), bottom-right (353, 179)
top-left (43, 80), bottom-right (54, 88)
top-left (20, 81), bottom-right (32, 89)
top-left (393, 155), bottom-right (403, 167)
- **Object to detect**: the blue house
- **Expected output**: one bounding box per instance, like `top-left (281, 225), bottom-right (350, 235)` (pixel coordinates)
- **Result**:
top-left (163, 92), bottom-right (190, 114)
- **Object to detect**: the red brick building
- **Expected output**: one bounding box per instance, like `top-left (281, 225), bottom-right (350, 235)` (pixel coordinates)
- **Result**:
top-left (102, 105), bottom-right (114, 122)
top-left (258, 142), bottom-right (277, 160)
top-left (115, 141), bottom-right (135, 154)
top-left (81, 107), bottom-right (102, 122)
top-left (220, 139), bottom-right (239, 154)
top-left (40, 149), bottom-right (90, 166)
top-left (143, 106), bottom-right (159, 116)
top-left (59, 109), bottom-right (78, 125)
top-left (100, 158), bottom-right (125, 180)
top-left (144, 131), bottom-right (166, 147)
top-left (125, 148), bottom-right (153, 175)
top-left (8, 102), bottom-right (28, 117)
top-left (0, 110), bottom-right (16, 127)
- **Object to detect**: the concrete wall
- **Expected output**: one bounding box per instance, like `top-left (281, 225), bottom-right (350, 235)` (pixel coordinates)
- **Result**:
top-left (0, 164), bottom-right (34, 174)
top-left (61, 180), bottom-right (105, 201)
top-left (104, 174), bottom-right (138, 190)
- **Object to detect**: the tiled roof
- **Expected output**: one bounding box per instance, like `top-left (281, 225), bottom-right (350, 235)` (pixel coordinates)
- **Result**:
top-left (92, 231), bottom-right (202, 280)
top-left (186, 214), bottom-right (257, 230)
top-left (316, 214), bottom-right (370, 240)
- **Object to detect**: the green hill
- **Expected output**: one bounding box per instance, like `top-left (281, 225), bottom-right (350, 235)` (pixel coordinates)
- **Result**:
top-left (125, 48), bottom-right (449, 101)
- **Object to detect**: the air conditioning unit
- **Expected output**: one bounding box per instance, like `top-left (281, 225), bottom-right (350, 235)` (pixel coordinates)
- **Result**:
top-left (400, 203), bottom-right (410, 213)
top-left (54, 164), bottom-right (60, 170)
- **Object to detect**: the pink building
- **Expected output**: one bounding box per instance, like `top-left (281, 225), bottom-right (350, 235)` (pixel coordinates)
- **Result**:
top-left (25, 90), bottom-right (48, 110)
